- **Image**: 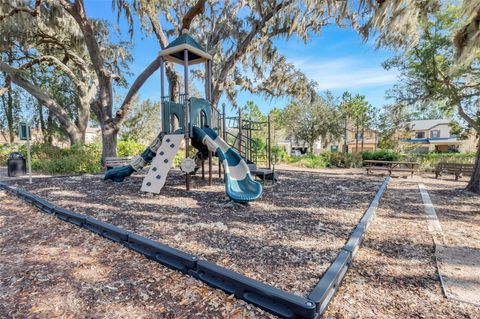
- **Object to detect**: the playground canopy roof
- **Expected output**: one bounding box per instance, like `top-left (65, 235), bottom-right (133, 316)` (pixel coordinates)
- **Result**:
top-left (159, 33), bottom-right (211, 65)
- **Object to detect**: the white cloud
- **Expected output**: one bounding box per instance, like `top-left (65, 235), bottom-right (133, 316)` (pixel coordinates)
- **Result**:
top-left (292, 56), bottom-right (398, 90)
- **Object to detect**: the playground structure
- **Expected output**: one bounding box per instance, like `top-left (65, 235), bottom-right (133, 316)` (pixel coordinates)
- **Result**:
top-left (104, 31), bottom-right (275, 202)
top-left (224, 110), bottom-right (277, 182)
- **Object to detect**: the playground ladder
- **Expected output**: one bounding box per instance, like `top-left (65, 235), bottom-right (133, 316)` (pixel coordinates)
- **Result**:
top-left (225, 130), bottom-right (269, 168)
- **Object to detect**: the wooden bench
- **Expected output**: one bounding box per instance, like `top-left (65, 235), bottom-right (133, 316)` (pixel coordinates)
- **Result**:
top-left (435, 162), bottom-right (474, 180)
top-left (104, 156), bottom-right (133, 169)
top-left (364, 160), bottom-right (418, 177)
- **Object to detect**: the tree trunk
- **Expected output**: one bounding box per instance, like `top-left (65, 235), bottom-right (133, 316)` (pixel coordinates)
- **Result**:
top-left (46, 110), bottom-right (53, 144)
top-left (355, 123), bottom-right (359, 154)
top-left (466, 138), bottom-right (480, 194)
top-left (100, 125), bottom-right (118, 160)
top-left (5, 84), bottom-right (15, 143)
top-left (68, 131), bottom-right (83, 145)
top-left (167, 68), bottom-right (181, 102)
top-left (37, 100), bottom-right (47, 143)
top-left (361, 126), bottom-right (365, 152)
top-left (308, 141), bottom-right (314, 154)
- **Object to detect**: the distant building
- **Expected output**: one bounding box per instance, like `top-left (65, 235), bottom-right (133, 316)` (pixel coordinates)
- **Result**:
top-left (0, 128), bottom-right (43, 145)
top-left (85, 127), bottom-right (101, 143)
top-left (401, 119), bottom-right (476, 153)
top-left (275, 126), bottom-right (379, 155)
top-left (0, 127), bottom-right (101, 147)
top-left (344, 128), bottom-right (379, 154)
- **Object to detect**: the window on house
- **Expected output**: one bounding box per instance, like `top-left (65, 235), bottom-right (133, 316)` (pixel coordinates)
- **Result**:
top-left (355, 133), bottom-right (363, 140)
top-left (415, 132), bottom-right (425, 139)
top-left (430, 130), bottom-right (440, 138)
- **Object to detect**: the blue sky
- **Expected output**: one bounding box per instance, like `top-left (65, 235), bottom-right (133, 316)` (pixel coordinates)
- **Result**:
top-left (85, 1), bottom-right (399, 116)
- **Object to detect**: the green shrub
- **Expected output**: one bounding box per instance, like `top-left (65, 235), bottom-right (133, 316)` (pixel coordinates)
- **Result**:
top-left (361, 149), bottom-right (400, 161)
top-left (0, 144), bottom-right (21, 165)
top-left (32, 143), bottom-right (103, 174)
top-left (401, 152), bottom-right (476, 171)
top-left (321, 151), bottom-right (363, 168)
top-left (174, 151), bottom-right (186, 167)
top-left (271, 146), bottom-right (287, 164)
top-left (284, 151), bottom-right (362, 169)
top-left (117, 140), bottom-right (146, 157)
top-left (285, 154), bottom-right (324, 168)
top-left (1, 143), bottom-right (102, 174)
top-left (282, 149), bottom-right (476, 171)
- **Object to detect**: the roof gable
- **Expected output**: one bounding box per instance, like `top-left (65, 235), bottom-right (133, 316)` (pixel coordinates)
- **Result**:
top-left (408, 119), bottom-right (449, 131)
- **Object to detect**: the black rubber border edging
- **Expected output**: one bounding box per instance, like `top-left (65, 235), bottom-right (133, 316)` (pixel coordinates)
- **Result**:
top-left (0, 176), bottom-right (390, 319)
top-left (307, 176), bottom-right (390, 315)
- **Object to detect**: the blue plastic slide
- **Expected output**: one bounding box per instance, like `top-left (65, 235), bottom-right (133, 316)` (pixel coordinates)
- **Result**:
top-left (192, 126), bottom-right (262, 203)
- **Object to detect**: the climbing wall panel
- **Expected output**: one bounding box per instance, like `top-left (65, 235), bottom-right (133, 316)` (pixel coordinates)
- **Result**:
top-left (141, 134), bottom-right (184, 194)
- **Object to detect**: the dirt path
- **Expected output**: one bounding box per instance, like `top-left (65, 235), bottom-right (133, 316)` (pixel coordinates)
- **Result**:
top-left (0, 190), bottom-right (274, 319)
top-left (423, 178), bottom-right (480, 307)
top-left (324, 179), bottom-right (480, 318)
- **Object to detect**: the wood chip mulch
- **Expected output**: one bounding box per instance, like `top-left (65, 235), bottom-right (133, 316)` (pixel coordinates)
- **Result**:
top-left (0, 191), bottom-right (275, 318)
top-left (8, 168), bottom-right (382, 296)
top-left (324, 178), bottom-right (480, 318)
top-left (423, 176), bottom-right (480, 306)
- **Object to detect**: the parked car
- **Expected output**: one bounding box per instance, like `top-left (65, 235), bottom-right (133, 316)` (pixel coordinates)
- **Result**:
top-left (290, 150), bottom-right (301, 157)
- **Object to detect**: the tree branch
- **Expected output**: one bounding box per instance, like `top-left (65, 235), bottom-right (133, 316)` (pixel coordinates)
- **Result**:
top-left (19, 55), bottom-right (84, 92)
top-left (212, 0), bottom-right (293, 105)
top-left (146, 10), bottom-right (181, 100)
top-left (146, 10), bottom-right (169, 48)
top-left (35, 30), bottom-right (89, 74)
top-left (113, 56), bottom-right (162, 128)
top-left (0, 75), bottom-right (11, 97)
top-left (60, 0), bottom-right (112, 91)
top-left (457, 102), bottom-right (479, 131)
top-left (0, 0), bottom-right (41, 22)
top-left (181, 0), bottom-right (207, 31)
top-left (0, 61), bottom-right (80, 136)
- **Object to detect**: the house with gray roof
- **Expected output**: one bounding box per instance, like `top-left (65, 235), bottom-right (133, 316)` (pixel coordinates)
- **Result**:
top-left (401, 119), bottom-right (476, 153)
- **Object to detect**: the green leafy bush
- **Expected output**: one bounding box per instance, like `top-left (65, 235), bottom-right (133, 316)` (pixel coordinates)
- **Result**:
top-left (0, 144), bottom-right (20, 165)
top-left (282, 149), bottom-right (476, 171)
top-left (321, 151), bottom-right (363, 168)
top-left (285, 151), bottom-right (362, 168)
top-left (286, 153), bottom-right (327, 168)
top-left (271, 146), bottom-right (287, 163)
top-left (117, 140), bottom-right (146, 157)
top-left (361, 149), bottom-right (400, 161)
top-left (0, 143), bottom-right (102, 174)
top-left (32, 143), bottom-right (103, 174)
top-left (401, 152), bottom-right (476, 171)
top-left (174, 151), bottom-right (186, 167)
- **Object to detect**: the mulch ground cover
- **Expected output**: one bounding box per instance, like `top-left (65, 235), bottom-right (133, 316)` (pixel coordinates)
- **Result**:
top-left (0, 191), bottom-right (274, 318)
top-left (7, 168), bottom-right (383, 296)
top-left (423, 176), bottom-right (480, 306)
top-left (324, 178), bottom-right (480, 318)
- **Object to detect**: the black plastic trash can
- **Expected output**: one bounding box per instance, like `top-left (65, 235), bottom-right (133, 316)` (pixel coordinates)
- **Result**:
top-left (7, 152), bottom-right (26, 177)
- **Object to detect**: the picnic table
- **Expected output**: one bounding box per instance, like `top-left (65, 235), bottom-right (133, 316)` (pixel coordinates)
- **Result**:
top-left (364, 160), bottom-right (419, 177)
top-left (435, 162), bottom-right (474, 180)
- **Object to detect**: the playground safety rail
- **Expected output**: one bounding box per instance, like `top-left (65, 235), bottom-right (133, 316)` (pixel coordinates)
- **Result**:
top-left (0, 176), bottom-right (390, 319)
